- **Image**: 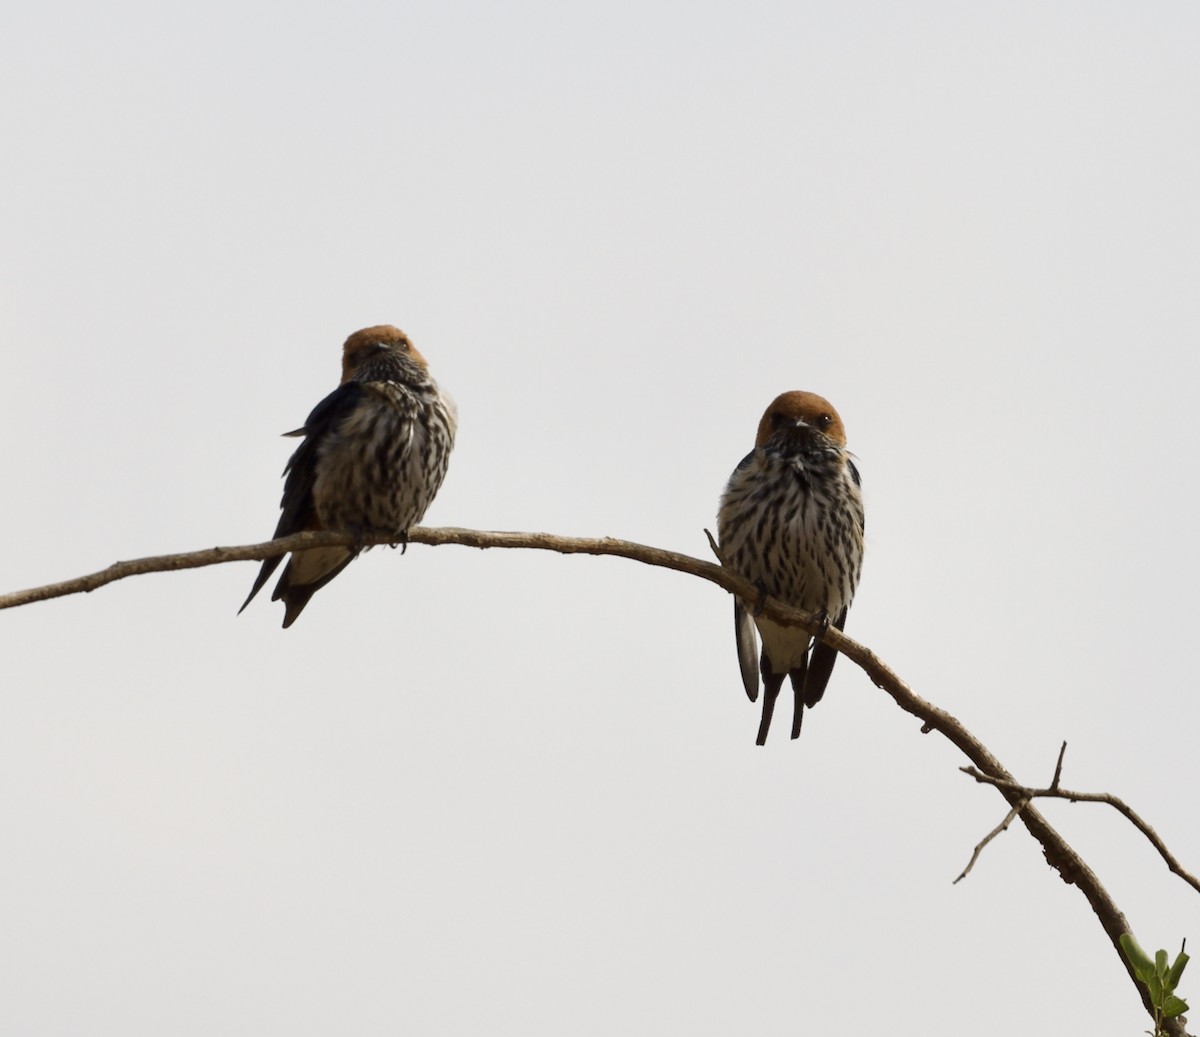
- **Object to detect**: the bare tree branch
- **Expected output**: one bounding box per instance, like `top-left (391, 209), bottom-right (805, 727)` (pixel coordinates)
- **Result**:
top-left (955, 741), bottom-right (1070, 884)
top-left (0, 528), bottom-right (742, 612)
top-left (0, 526), bottom-right (1191, 1035)
top-left (955, 800), bottom-right (1028, 884)
top-left (961, 764), bottom-right (1200, 896)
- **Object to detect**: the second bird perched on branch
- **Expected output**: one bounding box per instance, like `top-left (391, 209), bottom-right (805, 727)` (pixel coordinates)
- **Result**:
top-left (717, 391), bottom-right (865, 745)
top-left (240, 325), bottom-right (457, 628)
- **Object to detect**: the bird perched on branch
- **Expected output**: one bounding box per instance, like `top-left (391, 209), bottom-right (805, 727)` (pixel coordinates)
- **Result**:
top-left (717, 391), bottom-right (864, 744)
top-left (240, 325), bottom-right (457, 627)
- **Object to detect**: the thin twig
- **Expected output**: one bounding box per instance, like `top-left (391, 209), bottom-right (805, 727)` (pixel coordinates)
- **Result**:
top-left (702, 527), bottom-right (726, 565)
top-left (955, 800), bottom-right (1029, 884)
top-left (0, 525), bottom-right (1191, 1036)
top-left (960, 765), bottom-right (1200, 896)
top-left (1051, 740), bottom-right (1067, 791)
top-left (954, 743), bottom-right (1070, 885)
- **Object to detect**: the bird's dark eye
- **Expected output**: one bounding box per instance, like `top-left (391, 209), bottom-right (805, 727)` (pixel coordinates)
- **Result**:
top-left (816, 414), bottom-right (833, 430)
top-left (770, 411), bottom-right (789, 428)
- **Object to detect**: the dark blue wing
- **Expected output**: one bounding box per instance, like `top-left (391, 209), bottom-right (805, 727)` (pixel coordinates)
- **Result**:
top-left (239, 383), bottom-right (365, 614)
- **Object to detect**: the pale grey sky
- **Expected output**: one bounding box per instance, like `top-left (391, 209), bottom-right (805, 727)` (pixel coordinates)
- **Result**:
top-left (3, 3), bottom-right (1199, 1034)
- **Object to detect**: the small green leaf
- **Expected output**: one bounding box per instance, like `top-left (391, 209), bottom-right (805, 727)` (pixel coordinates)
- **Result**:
top-left (1122, 934), bottom-right (1156, 981)
top-left (1149, 972), bottom-right (1163, 1004)
top-left (1163, 994), bottom-right (1189, 1018)
top-left (1167, 949), bottom-right (1190, 991)
top-left (1157, 949), bottom-right (1170, 979)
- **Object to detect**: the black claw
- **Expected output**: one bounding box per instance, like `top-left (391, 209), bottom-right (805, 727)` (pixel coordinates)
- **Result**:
top-left (751, 582), bottom-right (769, 617)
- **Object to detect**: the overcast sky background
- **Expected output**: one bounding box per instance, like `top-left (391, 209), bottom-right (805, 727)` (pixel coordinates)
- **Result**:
top-left (3, 3), bottom-right (1199, 1034)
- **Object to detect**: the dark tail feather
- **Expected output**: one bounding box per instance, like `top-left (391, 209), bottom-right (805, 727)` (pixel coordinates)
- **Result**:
top-left (270, 550), bottom-right (359, 628)
top-left (280, 586), bottom-right (319, 628)
top-left (757, 668), bottom-right (786, 745)
top-left (802, 608), bottom-right (848, 708)
top-left (238, 556), bottom-right (285, 615)
top-left (788, 655), bottom-right (810, 739)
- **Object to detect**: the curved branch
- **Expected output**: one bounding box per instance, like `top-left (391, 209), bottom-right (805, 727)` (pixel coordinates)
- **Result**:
top-left (0, 525), bottom-right (1190, 1035)
top-left (0, 528), bottom-right (738, 612)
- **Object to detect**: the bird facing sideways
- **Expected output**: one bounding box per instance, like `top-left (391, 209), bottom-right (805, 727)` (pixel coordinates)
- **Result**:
top-left (240, 325), bottom-right (457, 627)
top-left (717, 391), bottom-right (864, 744)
